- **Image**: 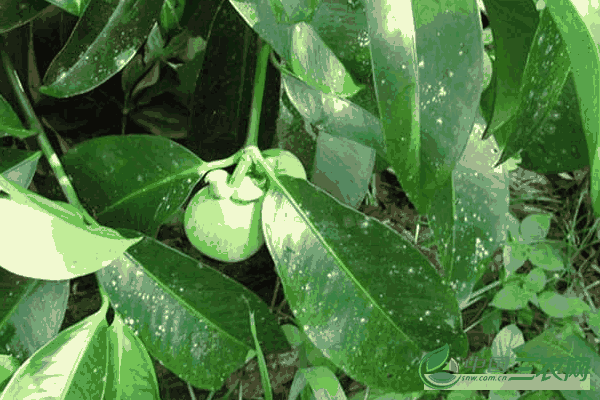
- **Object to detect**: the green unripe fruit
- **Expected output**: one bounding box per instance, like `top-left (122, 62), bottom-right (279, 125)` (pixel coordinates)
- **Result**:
top-left (184, 170), bottom-right (265, 263)
top-left (204, 169), bottom-right (235, 199)
top-left (261, 149), bottom-right (307, 180)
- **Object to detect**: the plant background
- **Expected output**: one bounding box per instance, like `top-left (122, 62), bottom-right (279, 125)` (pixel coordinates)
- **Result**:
top-left (1, 0), bottom-right (600, 399)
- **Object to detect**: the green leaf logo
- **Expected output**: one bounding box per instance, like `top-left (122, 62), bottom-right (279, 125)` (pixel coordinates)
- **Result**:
top-left (418, 344), bottom-right (461, 389)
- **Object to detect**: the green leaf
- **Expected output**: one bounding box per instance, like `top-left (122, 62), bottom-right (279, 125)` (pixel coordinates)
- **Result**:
top-left (0, 176), bottom-right (142, 281)
top-left (0, 95), bottom-right (34, 139)
top-left (362, 0), bottom-right (420, 209)
top-left (160, 0), bottom-right (185, 35)
top-left (490, 324), bottom-right (524, 373)
top-left (311, 130), bottom-right (376, 208)
top-left (503, 154), bottom-right (522, 172)
top-left (0, 306), bottom-right (110, 399)
top-left (587, 309), bottom-right (600, 338)
top-left (516, 307), bottom-right (534, 326)
top-left (364, 0), bottom-right (484, 216)
top-left (0, 148), bottom-right (42, 189)
top-left (427, 113), bottom-right (509, 306)
top-left (0, 0), bottom-right (49, 33)
top-left (281, 74), bottom-right (386, 160)
top-left (423, 344), bottom-right (451, 373)
top-left (516, 74), bottom-right (588, 174)
top-left (281, 0), bottom-right (320, 23)
top-left (491, 283), bottom-right (532, 310)
top-left (0, 355), bottom-right (19, 386)
top-left (523, 267), bottom-right (547, 293)
top-left (414, 0), bottom-right (484, 209)
top-left (546, 0), bottom-right (600, 217)
top-left (60, 135), bottom-right (204, 237)
top-left (479, 0), bottom-right (539, 141)
top-left (40, 0), bottom-right (164, 98)
top-left (301, 367), bottom-right (344, 398)
top-left (43, 0), bottom-right (88, 16)
top-left (267, 0), bottom-right (288, 23)
top-left (0, 273), bottom-right (69, 385)
top-left (291, 22), bottom-right (364, 98)
top-left (506, 213), bottom-right (521, 241)
top-left (519, 213), bottom-right (552, 244)
top-left (503, 242), bottom-right (530, 275)
top-left (96, 232), bottom-right (290, 390)
top-left (493, 9), bottom-right (572, 168)
top-left (514, 323), bottom-right (599, 400)
top-left (528, 242), bottom-right (565, 271)
top-left (262, 176), bottom-right (468, 393)
top-left (537, 291), bottom-right (590, 318)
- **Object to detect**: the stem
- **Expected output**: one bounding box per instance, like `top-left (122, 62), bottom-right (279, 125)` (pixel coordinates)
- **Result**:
top-left (222, 39), bottom-right (271, 189)
top-left (247, 146), bottom-right (274, 181)
top-left (228, 150), bottom-right (253, 189)
top-left (0, 49), bottom-right (100, 228)
top-left (460, 280), bottom-right (502, 310)
top-left (243, 39), bottom-right (271, 148)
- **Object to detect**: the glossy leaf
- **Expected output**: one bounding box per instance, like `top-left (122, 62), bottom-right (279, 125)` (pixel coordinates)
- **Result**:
top-left (301, 366), bottom-right (345, 399)
top-left (281, 0), bottom-right (321, 23)
top-left (44, 0), bottom-right (89, 16)
top-left (60, 135), bottom-right (204, 237)
top-left (229, 0), bottom-right (294, 60)
top-left (160, 0), bottom-right (185, 35)
top-left (479, 0), bottom-right (539, 141)
top-left (309, 0), bottom-right (375, 109)
top-left (281, 74), bottom-right (383, 207)
top-left (268, 0), bottom-right (288, 23)
top-left (0, 176), bottom-right (143, 281)
top-left (311, 130), bottom-right (375, 208)
top-left (427, 113), bottom-right (509, 308)
top-left (493, 9), bottom-right (572, 168)
top-left (510, 74), bottom-right (587, 173)
top-left (145, 24), bottom-right (167, 65)
top-left (0, 148), bottom-right (42, 189)
top-left (96, 233), bottom-right (290, 390)
top-left (40, 0), bottom-right (164, 98)
top-left (545, 0), bottom-right (600, 217)
top-left (261, 176), bottom-right (468, 393)
top-left (231, 0), bottom-right (384, 196)
top-left (362, 0), bottom-right (420, 209)
top-left (365, 0), bottom-right (483, 215)
top-left (130, 103), bottom-right (189, 139)
top-left (0, 269), bottom-right (69, 372)
top-left (0, 291), bottom-right (162, 400)
top-left (0, 355), bottom-right (19, 387)
top-left (104, 314), bottom-right (161, 398)
top-left (0, 0), bottom-right (49, 33)
top-left (281, 74), bottom-right (386, 159)
top-left (415, 0), bottom-right (484, 211)
top-left (0, 95), bottom-right (33, 139)
top-left (0, 304), bottom-right (110, 399)
top-left (291, 22), bottom-right (364, 98)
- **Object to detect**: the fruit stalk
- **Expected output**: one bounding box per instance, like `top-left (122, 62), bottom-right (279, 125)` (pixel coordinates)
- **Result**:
top-left (243, 39), bottom-right (272, 149)
top-left (228, 152), bottom-right (254, 190)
